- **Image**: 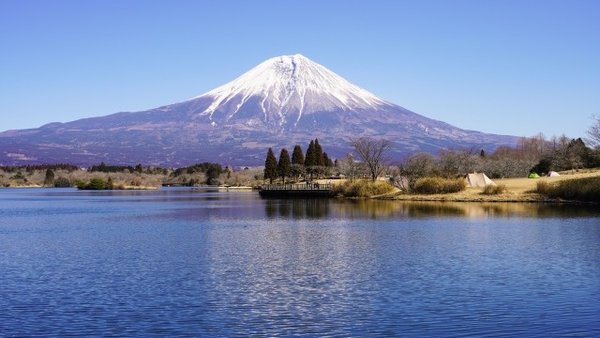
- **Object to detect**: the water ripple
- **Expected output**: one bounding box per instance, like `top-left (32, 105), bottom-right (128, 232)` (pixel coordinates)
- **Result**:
top-left (1, 189), bottom-right (599, 336)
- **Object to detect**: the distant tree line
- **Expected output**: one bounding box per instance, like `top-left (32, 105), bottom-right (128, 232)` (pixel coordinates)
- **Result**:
top-left (90, 162), bottom-right (136, 173)
top-left (0, 163), bottom-right (79, 173)
top-left (89, 162), bottom-right (169, 175)
top-left (170, 162), bottom-right (224, 185)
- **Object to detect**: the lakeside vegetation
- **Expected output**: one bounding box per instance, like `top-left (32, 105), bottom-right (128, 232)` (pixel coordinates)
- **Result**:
top-left (2, 116), bottom-right (600, 202)
top-left (332, 180), bottom-right (395, 198)
top-left (0, 162), bottom-right (264, 190)
top-left (382, 169), bottom-right (600, 203)
top-left (2, 160), bottom-right (600, 202)
top-left (536, 176), bottom-right (600, 203)
top-left (412, 177), bottom-right (466, 195)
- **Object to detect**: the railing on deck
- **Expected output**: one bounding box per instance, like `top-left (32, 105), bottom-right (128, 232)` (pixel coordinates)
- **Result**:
top-left (261, 183), bottom-right (333, 191)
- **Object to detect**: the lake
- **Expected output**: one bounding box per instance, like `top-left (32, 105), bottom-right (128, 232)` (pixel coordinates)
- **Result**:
top-left (1, 188), bottom-right (599, 337)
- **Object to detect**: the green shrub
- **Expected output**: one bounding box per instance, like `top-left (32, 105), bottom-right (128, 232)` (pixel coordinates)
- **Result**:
top-left (412, 177), bottom-right (466, 194)
top-left (77, 177), bottom-right (113, 190)
top-left (74, 180), bottom-right (87, 189)
top-left (531, 158), bottom-right (552, 176)
top-left (536, 177), bottom-right (600, 202)
top-left (54, 177), bottom-right (71, 187)
top-left (482, 184), bottom-right (507, 195)
top-left (88, 178), bottom-right (108, 190)
top-left (333, 180), bottom-right (394, 198)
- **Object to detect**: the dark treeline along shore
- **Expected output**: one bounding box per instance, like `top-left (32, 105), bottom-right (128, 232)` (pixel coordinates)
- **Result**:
top-left (1, 133), bottom-right (600, 203)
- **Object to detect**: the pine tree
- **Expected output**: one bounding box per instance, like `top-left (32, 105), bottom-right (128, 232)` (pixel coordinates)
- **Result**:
top-left (291, 145), bottom-right (304, 165)
top-left (106, 177), bottom-right (114, 190)
top-left (277, 148), bottom-right (291, 184)
top-left (44, 169), bottom-right (55, 187)
top-left (304, 140), bottom-right (315, 166)
top-left (291, 144), bottom-right (305, 182)
top-left (307, 138), bottom-right (326, 179)
top-left (314, 139), bottom-right (325, 166)
top-left (264, 148), bottom-right (278, 184)
top-left (304, 140), bottom-right (316, 180)
top-left (323, 152), bottom-right (333, 167)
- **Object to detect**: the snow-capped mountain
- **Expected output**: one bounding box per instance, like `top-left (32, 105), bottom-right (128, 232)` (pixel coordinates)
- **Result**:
top-left (0, 54), bottom-right (517, 166)
top-left (194, 54), bottom-right (386, 130)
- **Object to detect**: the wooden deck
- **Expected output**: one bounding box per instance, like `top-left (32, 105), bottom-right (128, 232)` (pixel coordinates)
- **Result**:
top-left (259, 183), bottom-right (335, 198)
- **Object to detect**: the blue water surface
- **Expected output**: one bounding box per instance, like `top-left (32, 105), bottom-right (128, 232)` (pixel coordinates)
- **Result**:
top-left (1, 188), bottom-right (599, 337)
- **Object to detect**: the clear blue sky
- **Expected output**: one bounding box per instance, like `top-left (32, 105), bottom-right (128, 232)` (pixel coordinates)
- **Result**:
top-left (1, 0), bottom-right (599, 138)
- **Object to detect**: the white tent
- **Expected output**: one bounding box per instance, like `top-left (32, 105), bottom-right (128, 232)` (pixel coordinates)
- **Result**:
top-left (465, 172), bottom-right (496, 188)
top-left (547, 171), bottom-right (560, 177)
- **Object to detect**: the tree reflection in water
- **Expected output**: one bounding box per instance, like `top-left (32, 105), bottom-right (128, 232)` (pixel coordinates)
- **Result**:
top-left (265, 199), bottom-right (331, 219)
top-left (264, 199), bottom-right (600, 220)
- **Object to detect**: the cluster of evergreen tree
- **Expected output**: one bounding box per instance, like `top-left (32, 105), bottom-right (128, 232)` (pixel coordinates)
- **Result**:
top-left (264, 138), bottom-right (334, 184)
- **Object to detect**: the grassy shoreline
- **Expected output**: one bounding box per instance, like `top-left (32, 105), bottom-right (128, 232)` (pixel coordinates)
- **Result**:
top-left (374, 192), bottom-right (593, 204)
top-left (377, 170), bottom-right (600, 204)
top-left (4, 168), bottom-right (599, 204)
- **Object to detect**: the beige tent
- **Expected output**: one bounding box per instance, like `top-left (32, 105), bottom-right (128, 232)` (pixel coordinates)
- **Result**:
top-left (547, 171), bottom-right (560, 177)
top-left (465, 172), bottom-right (496, 187)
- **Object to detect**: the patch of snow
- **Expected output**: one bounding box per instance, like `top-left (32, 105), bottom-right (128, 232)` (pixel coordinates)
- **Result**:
top-left (6, 153), bottom-right (37, 161)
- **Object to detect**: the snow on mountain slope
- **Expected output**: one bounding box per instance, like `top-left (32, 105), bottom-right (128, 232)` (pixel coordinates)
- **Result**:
top-left (192, 54), bottom-right (387, 128)
top-left (0, 54), bottom-right (519, 166)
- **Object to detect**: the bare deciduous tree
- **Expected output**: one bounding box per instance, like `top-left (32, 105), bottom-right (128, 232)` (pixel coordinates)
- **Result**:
top-left (587, 114), bottom-right (600, 148)
top-left (350, 137), bottom-right (392, 182)
top-left (438, 149), bottom-right (479, 177)
top-left (337, 154), bottom-right (364, 181)
top-left (394, 153), bottom-right (437, 190)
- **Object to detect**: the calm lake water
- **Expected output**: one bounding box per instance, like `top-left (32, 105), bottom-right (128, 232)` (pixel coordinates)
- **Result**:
top-left (1, 188), bottom-right (599, 337)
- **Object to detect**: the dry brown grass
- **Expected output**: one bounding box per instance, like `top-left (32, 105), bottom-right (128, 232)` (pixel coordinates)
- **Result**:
top-left (383, 168), bottom-right (600, 202)
top-left (332, 180), bottom-right (395, 198)
top-left (0, 169), bottom-right (165, 189)
top-left (412, 177), bottom-right (466, 194)
top-left (496, 168), bottom-right (600, 194)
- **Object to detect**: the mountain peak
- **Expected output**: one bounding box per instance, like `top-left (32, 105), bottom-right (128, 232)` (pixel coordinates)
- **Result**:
top-left (0, 54), bottom-right (518, 167)
top-left (193, 54), bottom-right (387, 128)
